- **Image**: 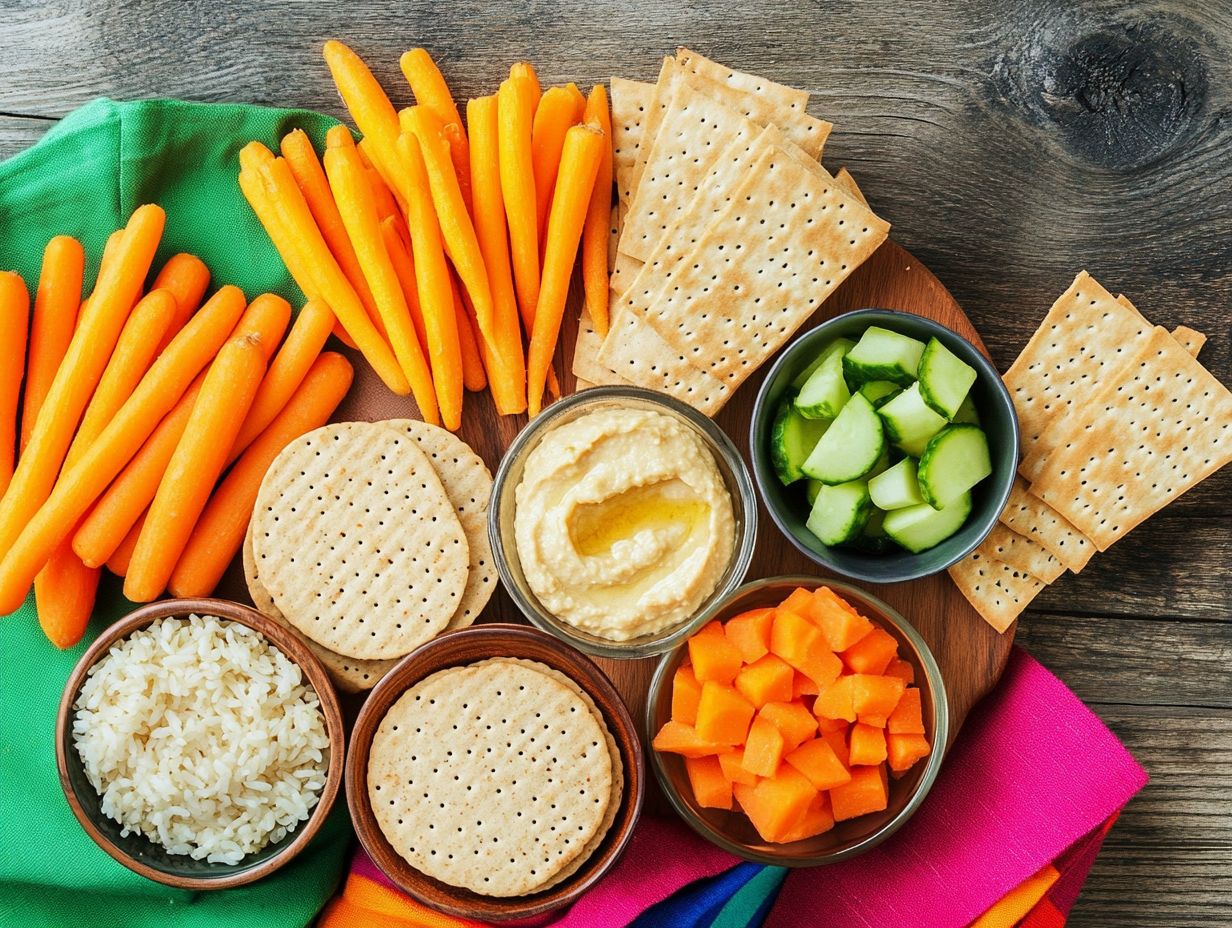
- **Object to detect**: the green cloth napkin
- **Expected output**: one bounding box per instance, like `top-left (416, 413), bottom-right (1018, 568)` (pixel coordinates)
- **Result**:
top-left (0, 98), bottom-right (353, 928)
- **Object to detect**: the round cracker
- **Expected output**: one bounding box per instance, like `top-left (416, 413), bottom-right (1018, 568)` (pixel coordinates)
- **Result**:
top-left (381, 420), bottom-right (496, 630)
top-left (252, 422), bottom-right (468, 660)
top-left (368, 661), bottom-right (613, 897)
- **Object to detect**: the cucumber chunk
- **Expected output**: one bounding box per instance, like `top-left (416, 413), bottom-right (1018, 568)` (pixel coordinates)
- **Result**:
top-left (917, 424), bottom-right (993, 509)
top-left (858, 380), bottom-right (902, 408)
top-left (952, 393), bottom-right (981, 425)
top-left (801, 393), bottom-right (885, 485)
top-left (805, 478), bottom-right (824, 507)
top-left (868, 457), bottom-right (926, 510)
top-left (847, 508), bottom-right (893, 553)
top-left (883, 491), bottom-right (973, 553)
top-left (770, 401), bottom-right (831, 485)
top-left (790, 337), bottom-right (856, 391)
top-left (917, 337), bottom-right (977, 419)
top-left (794, 344), bottom-right (851, 419)
top-left (805, 479), bottom-right (872, 546)
top-left (842, 326), bottom-right (927, 387)
top-left (867, 446), bottom-right (894, 479)
top-left (877, 383), bottom-right (948, 457)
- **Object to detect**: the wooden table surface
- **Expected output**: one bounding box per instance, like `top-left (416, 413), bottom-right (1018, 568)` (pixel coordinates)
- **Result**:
top-left (3, 1), bottom-right (1229, 924)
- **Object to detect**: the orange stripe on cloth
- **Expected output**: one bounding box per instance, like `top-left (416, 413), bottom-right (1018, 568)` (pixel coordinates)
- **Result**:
top-left (316, 873), bottom-right (485, 928)
top-left (969, 864), bottom-right (1061, 928)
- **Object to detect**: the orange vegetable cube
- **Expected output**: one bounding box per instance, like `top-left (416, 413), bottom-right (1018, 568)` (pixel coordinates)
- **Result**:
top-left (815, 714), bottom-right (848, 733)
top-left (814, 675), bottom-right (856, 723)
top-left (652, 720), bottom-right (726, 757)
top-left (792, 671), bottom-right (820, 699)
top-left (769, 609), bottom-right (824, 669)
top-left (850, 673), bottom-right (906, 719)
top-left (858, 713), bottom-right (888, 729)
top-left (718, 749), bottom-right (758, 786)
top-left (848, 722), bottom-right (888, 766)
top-left (688, 621), bottom-right (743, 684)
top-left (733, 764), bottom-right (819, 843)
top-left (784, 737), bottom-right (851, 791)
top-left (820, 726), bottom-right (850, 766)
top-left (778, 790), bottom-right (835, 842)
top-left (758, 701), bottom-right (818, 753)
top-left (842, 626), bottom-right (900, 675)
top-left (799, 641), bottom-right (843, 691)
top-left (778, 587), bottom-right (816, 616)
top-left (685, 755), bottom-right (733, 810)
top-left (888, 732), bottom-right (932, 773)
top-left (724, 607), bottom-right (774, 663)
top-left (695, 681), bottom-right (756, 745)
top-left (809, 587), bottom-right (874, 651)
top-left (672, 665), bottom-right (702, 726)
top-left (888, 687), bottom-right (926, 735)
top-left (741, 715), bottom-right (786, 777)
top-left (885, 657), bottom-right (916, 684)
top-left (830, 764), bottom-right (889, 821)
top-left (735, 654), bottom-right (795, 708)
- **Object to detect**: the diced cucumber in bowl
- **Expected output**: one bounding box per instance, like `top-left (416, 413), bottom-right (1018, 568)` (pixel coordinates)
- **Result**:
top-left (805, 478), bottom-right (824, 507)
top-left (883, 491), bottom-right (974, 553)
top-left (790, 337), bottom-right (855, 391)
top-left (806, 479), bottom-right (872, 546)
top-left (858, 380), bottom-right (902, 408)
top-left (877, 383), bottom-right (948, 457)
top-left (770, 402), bottom-right (830, 484)
top-left (917, 424), bottom-right (992, 509)
top-left (842, 326), bottom-right (927, 387)
top-left (801, 393), bottom-right (884, 485)
top-left (917, 337), bottom-right (977, 419)
top-left (952, 393), bottom-right (981, 425)
top-left (794, 342), bottom-right (851, 419)
top-left (867, 457), bottom-right (925, 510)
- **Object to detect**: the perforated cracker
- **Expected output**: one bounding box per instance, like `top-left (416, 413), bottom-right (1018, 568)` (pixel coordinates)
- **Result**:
top-left (676, 47), bottom-right (809, 114)
top-left (948, 551), bottom-right (1044, 633)
top-left (572, 308), bottom-right (634, 387)
top-left (998, 477), bottom-right (1095, 572)
top-left (610, 77), bottom-right (654, 208)
top-left (1170, 324), bottom-right (1206, 358)
top-left (835, 166), bottom-right (868, 206)
top-left (976, 523), bottom-right (1066, 583)
top-left (1029, 326), bottom-right (1232, 551)
top-left (251, 422), bottom-right (468, 660)
top-left (367, 661), bottom-right (613, 897)
top-left (609, 252), bottom-right (643, 300)
top-left (628, 57), bottom-right (674, 195)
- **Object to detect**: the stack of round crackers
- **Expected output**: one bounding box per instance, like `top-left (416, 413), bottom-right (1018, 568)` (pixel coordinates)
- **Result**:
top-left (366, 657), bottom-right (623, 897)
top-left (245, 420), bottom-right (496, 692)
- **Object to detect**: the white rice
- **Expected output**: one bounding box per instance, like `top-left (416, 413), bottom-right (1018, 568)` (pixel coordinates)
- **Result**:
top-left (72, 614), bottom-right (329, 865)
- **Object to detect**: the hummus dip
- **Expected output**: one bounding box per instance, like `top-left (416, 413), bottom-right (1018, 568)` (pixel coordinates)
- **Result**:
top-left (514, 407), bottom-right (736, 641)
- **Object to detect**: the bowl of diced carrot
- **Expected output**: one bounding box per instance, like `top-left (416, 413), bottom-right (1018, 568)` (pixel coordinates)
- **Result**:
top-left (648, 576), bottom-right (947, 865)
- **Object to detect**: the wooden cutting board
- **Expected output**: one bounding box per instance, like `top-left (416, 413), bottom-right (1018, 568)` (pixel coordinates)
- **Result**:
top-left (221, 238), bottom-right (1013, 755)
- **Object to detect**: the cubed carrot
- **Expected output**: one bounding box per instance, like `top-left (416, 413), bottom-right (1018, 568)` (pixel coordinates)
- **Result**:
top-left (850, 673), bottom-right (906, 719)
top-left (695, 681), bottom-right (756, 745)
top-left (672, 665), bottom-right (702, 726)
top-left (779, 790), bottom-right (836, 842)
top-left (741, 715), bottom-right (786, 777)
top-left (758, 701), bottom-right (818, 753)
top-left (815, 714), bottom-right (848, 733)
top-left (769, 609), bottom-right (824, 670)
top-left (652, 720), bottom-right (726, 757)
top-left (809, 586), bottom-right (874, 651)
top-left (829, 764), bottom-right (889, 821)
top-left (734, 764), bottom-right (819, 843)
top-left (792, 671), bottom-right (820, 699)
top-left (800, 640), bottom-right (843, 691)
top-left (848, 722), bottom-right (888, 766)
top-left (842, 625), bottom-right (900, 675)
top-left (814, 675), bottom-right (856, 722)
top-left (734, 654), bottom-right (795, 708)
top-left (718, 749), bottom-right (758, 786)
top-left (820, 725), bottom-right (851, 766)
top-left (688, 621), bottom-right (743, 684)
top-left (784, 737), bottom-right (851, 791)
top-left (685, 755), bottom-right (733, 810)
top-left (779, 587), bottom-right (815, 616)
top-left (724, 607), bottom-right (775, 663)
top-left (887, 687), bottom-right (926, 735)
top-left (887, 732), bottom-right (932, 774)
top-left (885, 657), bottom-right (916, 684)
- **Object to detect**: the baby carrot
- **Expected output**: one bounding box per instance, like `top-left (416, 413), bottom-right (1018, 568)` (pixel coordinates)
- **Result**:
top-left (105, 515), bottom-right (142, 577)
top-left (0, 285), bottom-right (245, 612)
top-left (239, 164), bottom-right (322, 304)
top-left (0, 204), bottom-right (164, 564)
top-left (381, 216), bottom-right (429, 358)
top-left (466, 95), bottom-right (527, 415)
top-left (21, 237), bottom-right (84, 453)
top-left (581, 84), bottom-right (615, 337)
top-left (125, 335), bottom-right (267, 602)
top-left (151, 253), bottom-right (211, 351)
top-left (532, 84), bottom-right (586, 237)
top-left (451, 276), bottom-right (488, 392)
top-left (168, 351), bottom-right (353, 598)
top-left (528, 124), bottom-right (605, 416)
top-left (400, 48), bottom-right (472, 212)
top-left (498, 76), bottom-right (541, 333)
top-left (0, 273), bottom-right (29, 497)
top-left (325, 137), bottom-right (439, 425)
top-left (323, 40), bottom-right (403, 192)
top-left (510, 61), bottom-right (542, 108)
top-left (234, 293), bottom-right (292, 357)
top-left (397, 133), bottom-right (463, 431)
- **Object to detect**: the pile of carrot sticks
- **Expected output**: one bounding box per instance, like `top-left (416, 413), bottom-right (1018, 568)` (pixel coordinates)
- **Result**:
top-left (0, 206), bottom-right (353, 646)
top-left (241, 42), bottom-right (612, 424)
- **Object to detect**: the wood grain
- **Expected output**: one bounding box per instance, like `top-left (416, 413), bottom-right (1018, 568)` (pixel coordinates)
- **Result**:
top-left (3, 2), bottom-right (1230, 923)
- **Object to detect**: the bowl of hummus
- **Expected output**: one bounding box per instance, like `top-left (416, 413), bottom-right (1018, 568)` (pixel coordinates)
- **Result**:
top-left (490, 387), bottom-right (757, 658)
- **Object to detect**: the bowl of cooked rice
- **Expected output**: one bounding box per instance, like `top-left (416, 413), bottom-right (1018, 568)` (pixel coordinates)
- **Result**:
top-left (55, 598), bottom-right (345, 889)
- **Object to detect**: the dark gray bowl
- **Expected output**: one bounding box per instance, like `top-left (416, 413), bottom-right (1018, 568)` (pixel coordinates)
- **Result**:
top-left (750, 309), bottom-right (1018, 583)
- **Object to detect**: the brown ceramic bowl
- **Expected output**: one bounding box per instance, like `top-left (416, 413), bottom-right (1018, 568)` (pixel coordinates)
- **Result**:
top-left (56, 598), bottom-right (345, 890)
top-left (347, 624), bottom-right (644, 922)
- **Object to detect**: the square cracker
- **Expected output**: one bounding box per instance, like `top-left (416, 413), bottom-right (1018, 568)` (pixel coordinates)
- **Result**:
top-left (627, 57), bottom-right (675, 195)
top-left (999, 477), bottom-right (1095, 572)
top-left (676, 47), bottom-right (809, 112)
top-left (1030, 325), bottom-right (1232, 551)
top-left (976, 523), bottom-right (1066, 583)
top-left (610, 77), bottom-right (654, 209)
top-left (949, 550), bottom-right (1045, 633)
top-left (572, 306), bottom-right (635, 387)
top-left (835, 167), bottom-right (869, 206)
top-left (1170, 324), bottom-right (1206, 357)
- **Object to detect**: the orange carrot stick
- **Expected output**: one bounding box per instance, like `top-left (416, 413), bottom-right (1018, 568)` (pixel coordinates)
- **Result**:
top-left (82, 230), bottom-right (125, 305)
top-left (532, 84), bottom-right (587, 238)
top-left (234, 293), bottom-right (292, 356)
top-left (381, 217), bottom-right (429, 358)
top-left (168, 351), bottom-right (353, 598)
top-left (125, 335), bottom-right (267, 602)
top-left (528, 124), bottom-right (605, 416)
top-left (21, 237), bottom-right (84, 454)
top-left (35, 547), bottom-right (98, 647)
top-left (323, 40), bottom-right (403, 192)
top-left (400, 48), bottom-right (472, 212)
top-left (466, 95), bottom-right (527, 415)
top-left (151, 253), bottom-right (211, 350)
top-left (0, 273), bottom-right (29, 496)
top-left (510, 61), bottom-right (542, 108)
top-left (324, 136), bottom-right (440, 424)
top-left (239, 161), bottom-right (322, 304)
top-left (498, 75), bottom-right (541, 333)
top-left (396, 133), bottom-right (463, 431)
top-left (450, 276), bottom-right (488, 392)
top-left (582, 84), bottom-right (615, 337)
top-left (0, 285), bottom-right (245, 612)
top-left (0, 205), bottom-right (164, 564)
top-left (105, 514), bottom-right (141, 576)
